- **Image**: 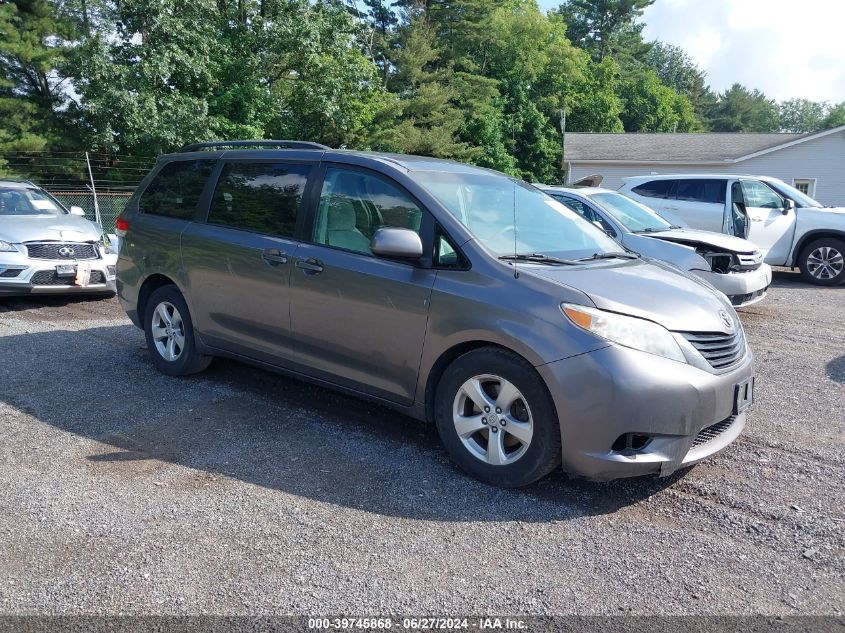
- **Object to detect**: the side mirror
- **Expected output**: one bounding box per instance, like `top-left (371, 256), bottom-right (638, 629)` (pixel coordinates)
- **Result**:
top-left (783, 199), bottom-right (796, 215)
top-left (69, 206), bottom-right (86, 216)
top-left (370, 228), bottom-right (423, 260)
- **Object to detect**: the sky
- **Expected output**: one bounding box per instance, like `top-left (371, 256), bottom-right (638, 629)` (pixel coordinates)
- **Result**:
top-left (537, 0), bottom-right (845, 103)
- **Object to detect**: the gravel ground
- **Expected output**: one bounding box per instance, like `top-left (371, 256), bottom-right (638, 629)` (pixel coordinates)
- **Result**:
top-left (0, 269), bottom-right (843, 617)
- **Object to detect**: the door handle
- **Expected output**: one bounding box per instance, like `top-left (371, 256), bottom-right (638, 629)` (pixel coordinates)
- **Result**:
top-left (296, 258), bottom-right (324, 274)
top-left (261, 248), bottom-right (288, 265)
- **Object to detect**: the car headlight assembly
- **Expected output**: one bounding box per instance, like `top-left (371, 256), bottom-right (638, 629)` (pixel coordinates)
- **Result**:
top-left (0, 241), bottom-right (16, 252)
top-left (561, 303), bottom-right (686, 363)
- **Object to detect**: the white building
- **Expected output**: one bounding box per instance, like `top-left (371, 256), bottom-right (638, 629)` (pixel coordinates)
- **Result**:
top-left (565, 125), bottom-right (845, 206)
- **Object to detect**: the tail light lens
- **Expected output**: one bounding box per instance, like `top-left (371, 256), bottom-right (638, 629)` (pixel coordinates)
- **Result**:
top-left (115, 216), bottom-right (129, 236)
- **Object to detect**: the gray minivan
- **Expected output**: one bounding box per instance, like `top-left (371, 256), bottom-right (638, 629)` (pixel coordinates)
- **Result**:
top-left (117, 141), bottom-right (754, 487)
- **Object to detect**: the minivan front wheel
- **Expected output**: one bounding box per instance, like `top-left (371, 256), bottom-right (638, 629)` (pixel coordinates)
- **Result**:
top-left (799, 237), bottom-right (845, 286)
top-left (144, 285), bottom-right (212, 376)
top-left (435, 347), bottom-right (561, 487)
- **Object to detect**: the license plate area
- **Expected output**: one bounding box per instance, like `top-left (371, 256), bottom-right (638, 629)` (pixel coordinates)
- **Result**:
top-left (734, 377), bottom-right (754, 414)
top-left (55, 264), bottom-right (76, 277)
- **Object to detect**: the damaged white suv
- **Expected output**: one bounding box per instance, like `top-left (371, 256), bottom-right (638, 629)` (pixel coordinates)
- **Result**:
top-left (541, 186), bottom-right (772, 307)
top-left (620, 174), bottom-right (845, 286)
top-left (0, 180), bottom-right (117, 297)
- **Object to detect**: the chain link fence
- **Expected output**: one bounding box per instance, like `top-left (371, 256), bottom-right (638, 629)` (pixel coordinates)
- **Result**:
top-left (50, 192), bottom-right (132, 231)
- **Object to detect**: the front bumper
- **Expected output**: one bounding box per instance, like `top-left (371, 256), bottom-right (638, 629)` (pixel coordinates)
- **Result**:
top-left (0, 250), bottom-right (117, 296)
top-left (537, 343), bottom-right (754, 481)
top-left (693, 264), bottom-right (773, 307)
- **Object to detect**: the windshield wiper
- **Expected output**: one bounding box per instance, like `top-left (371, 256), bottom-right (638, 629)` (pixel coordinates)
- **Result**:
top-left (499, 253), bottom-right (580, 266)
top-left (576, 252), bottom-right (641, 262)
top-left (632, 227), bottom-right (661, 233)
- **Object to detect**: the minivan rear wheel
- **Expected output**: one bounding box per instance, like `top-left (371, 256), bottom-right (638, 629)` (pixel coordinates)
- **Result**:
top-left (434, 347), bottom-right (561, 487)
top-left (799, 237), bottom-right (845, 286)
top-left (144, 285), bottom-right (212, 376)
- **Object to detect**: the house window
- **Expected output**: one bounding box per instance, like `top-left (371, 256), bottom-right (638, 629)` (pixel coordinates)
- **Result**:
top-left (793, 178), bottom-right (816, 197)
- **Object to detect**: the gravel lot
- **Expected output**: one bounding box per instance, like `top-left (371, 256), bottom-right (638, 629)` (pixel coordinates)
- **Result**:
top-left (0, 269), bottom-right (843, 617)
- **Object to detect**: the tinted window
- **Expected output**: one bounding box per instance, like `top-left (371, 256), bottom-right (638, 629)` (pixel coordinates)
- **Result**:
top-left (631, 180), bottom-right (673, 199)
top-left (314, 168), bottom-right (423, 255)
top-left (140, 160), bottom-right (214, 219)
top-left (208, 162), bottom-right (310, 236)
top-left (434, 231), bottom-right (467, 269)
top-left (673, 179), bottom-right (726, 204)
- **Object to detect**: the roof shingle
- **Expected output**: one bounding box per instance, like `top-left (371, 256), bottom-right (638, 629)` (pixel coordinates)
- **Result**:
top-left (565, 132), bottom-right (807, 162)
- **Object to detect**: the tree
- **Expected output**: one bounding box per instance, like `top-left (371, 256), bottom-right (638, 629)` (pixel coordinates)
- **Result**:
top-left (555, 0), bottom-right (654, 64)
top-left (644, 41), bottom-right (711, 124)
top-left (618, 69), bottom-right (698, 132)
top-left (0, 0), bottom-right (71, 160)
top-left (778, 98), bottom-right (828, 133)
top-left (707, 84), bottom-right (780, 132)
top-left (822, 102), bottom-right (845, 129)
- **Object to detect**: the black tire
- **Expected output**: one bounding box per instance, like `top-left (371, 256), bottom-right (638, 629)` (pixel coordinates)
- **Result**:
top-left (143, 285), bottom-right (212, 376)
top-left (434, 347), bottom-right (562, 487)
top-left (798, 237), bottom-right (845, 286)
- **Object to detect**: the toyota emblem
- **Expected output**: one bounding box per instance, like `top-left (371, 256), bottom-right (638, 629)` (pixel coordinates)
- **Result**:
top-left (58, 246), bottom-right (75, 258)
top-left (719, 310), bottom-right (734, 330)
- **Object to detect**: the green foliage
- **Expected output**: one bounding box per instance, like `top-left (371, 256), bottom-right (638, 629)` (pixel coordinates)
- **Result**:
top-left (707, 84), bottom-right (781, 132)
top-left (2, 0), bottom-right (840, 184)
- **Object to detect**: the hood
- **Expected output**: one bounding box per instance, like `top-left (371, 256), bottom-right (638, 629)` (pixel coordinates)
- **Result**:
top-left (0, 214), bottom-right (102, 244)
top-left (524, 259), bottom-right (734, 333)
top-left (798, 207), bottom-right (845, 221)
top-left (646, 228), bottom-right (758, 253)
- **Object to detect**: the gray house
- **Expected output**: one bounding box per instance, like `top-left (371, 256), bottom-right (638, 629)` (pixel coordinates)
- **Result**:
top-left (564, 125), bottom-right (845, 206)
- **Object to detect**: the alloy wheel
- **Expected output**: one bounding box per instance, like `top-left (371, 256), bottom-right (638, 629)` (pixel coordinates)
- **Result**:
top-left (452, 374), bottom-right (534, 466)
top-left (150, 301), bottom-right (185, 362)
top-left (807, 246), bottom-right (844, 280)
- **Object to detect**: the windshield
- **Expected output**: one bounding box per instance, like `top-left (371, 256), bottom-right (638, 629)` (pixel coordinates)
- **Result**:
top-left (765, 180), bottom-right (823, 208)
top-left (589, 192), bottom-right (672, 232)
top-left (416, 172), bottom-right (620, 260)
top-left (0, 187), bottom-right (66, 216)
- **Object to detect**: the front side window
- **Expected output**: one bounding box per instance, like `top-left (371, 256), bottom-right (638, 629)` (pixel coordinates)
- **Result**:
top-left (631, 180), bottom-right (673, 199)
top-left (741, 180), bottom-right (785, 209)
top-left (418, 172), bottom-right (620, 260)
top-left (589, 192), bottom-right (673, 233)
top-left (552, 195), bottom-right (616, 236)
top-left (314, 168), bottom-right (423, 255)
top-left (0, 187), bottom-right (65, 216)
top-left (140, 160), bottom-right (215, 219)
top-left (208, 162), bottom-right (311, 237)
top-left (674, 179), bottom-right (727, 204)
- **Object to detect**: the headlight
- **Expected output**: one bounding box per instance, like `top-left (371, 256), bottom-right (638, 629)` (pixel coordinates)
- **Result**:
top-left (0, 241), bottom-right (16, 252)
top-left (561, 303), bottom-right (686, 363)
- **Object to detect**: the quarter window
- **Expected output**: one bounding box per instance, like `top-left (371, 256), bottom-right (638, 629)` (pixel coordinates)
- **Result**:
top-left (314, 168), bottom-right (424, 255)
top-left (140, 160), bottom-right (215, 219)
top-left (631, 180), bottom-right (673, 199)
top-left (208, 162), bottom-right (311, 237)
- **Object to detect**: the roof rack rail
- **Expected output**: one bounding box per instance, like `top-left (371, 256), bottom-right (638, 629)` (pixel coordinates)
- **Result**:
top-left (180, 140), bottom-right (330, 152)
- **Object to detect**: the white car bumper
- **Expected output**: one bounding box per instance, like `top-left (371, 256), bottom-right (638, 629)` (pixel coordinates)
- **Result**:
top-left (693, 264), bottom-right (773, 308)
top-left (0, 247), bottom-right (117, 296)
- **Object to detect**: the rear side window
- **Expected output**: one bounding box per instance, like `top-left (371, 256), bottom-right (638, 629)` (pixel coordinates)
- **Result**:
top-left (208, 162), bottom-right (311, 237)
top-left (139, 160), bottom-right (214, 219)
top-left (631, 180), bottom-right (673, 199)
top-left (673, 179), bottom-right (726, 204)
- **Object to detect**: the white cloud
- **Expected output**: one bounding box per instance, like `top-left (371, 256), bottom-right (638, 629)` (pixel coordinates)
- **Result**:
top-left (640, 0), bottom-right (845, 103)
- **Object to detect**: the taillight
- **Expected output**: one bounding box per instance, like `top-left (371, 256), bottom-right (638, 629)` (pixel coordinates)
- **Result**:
top-left (115, 216), bottom-right (129, 236)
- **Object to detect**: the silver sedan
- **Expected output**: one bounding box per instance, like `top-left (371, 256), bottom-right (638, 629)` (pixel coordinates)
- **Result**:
top-left (0, 180), bottom-right (117, 296)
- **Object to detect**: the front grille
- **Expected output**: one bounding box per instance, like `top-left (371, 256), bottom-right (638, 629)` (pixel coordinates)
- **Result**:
top-left (31, 270), bottom-right (106, 286)
top-left (681, 330), bottom-right (746, 369)
top-left (691, 416), bottom-right (736, 448)
top-left (25, 242), bottom-right (98, 260)
top-left (735, 252), bottom-right (763, 271)
top-left (0, 268), bottom-right (24, 278)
